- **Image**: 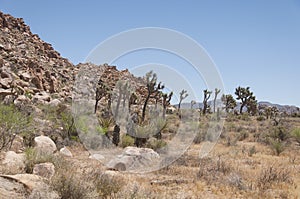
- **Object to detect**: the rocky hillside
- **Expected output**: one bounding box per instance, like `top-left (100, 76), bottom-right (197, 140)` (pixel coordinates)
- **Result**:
top-left (0, 11), bottom-right (155, 109)
top-left (0, 11), bottom-right (77, 103)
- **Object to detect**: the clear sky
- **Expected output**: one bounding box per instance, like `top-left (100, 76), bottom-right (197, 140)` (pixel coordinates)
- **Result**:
top-left (1, 0), bottom-right (299, 106)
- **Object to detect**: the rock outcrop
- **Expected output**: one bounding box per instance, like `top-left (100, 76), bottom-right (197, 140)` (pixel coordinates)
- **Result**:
top-left (106, 146), bottom-right (160, 172)
top-left (34, 135), bottom-right (57, 154)
top-left (0, 11), bottom-right (76, 104)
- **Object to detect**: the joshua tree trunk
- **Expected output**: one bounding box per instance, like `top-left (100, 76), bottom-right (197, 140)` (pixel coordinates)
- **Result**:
top-left (142, 94), bottom-right (150, 122)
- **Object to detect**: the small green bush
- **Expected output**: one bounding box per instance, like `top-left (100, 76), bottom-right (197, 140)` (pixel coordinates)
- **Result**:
top-left (120, 134), bottom-right (135, 148)
top-left (237, 113), bottom-right (250, 121)
top-left (24, 147), bottom-right (57, 173)
top-left (0, 104), bottom-right (33, 151)
top-left (256, 116), bottom-right (265, 121)
top-left (248, 146), bottom-right (256, 157)
top-left (194, 130), bottom-right (205, 144)
top-left (291, 128), bottom-right (300, 145)
top-left (238, 131), bottom-right (249, 141)
top-left (51, 167), bottom-right (92, 199)
top-left (269, 139), bottom-right (285, 156)
top-left (269, 126), bottom-right (289, 141)
top-left (145, 138), bottom-right (167, 151)
top-left (94, 172), bottom-right (124, 198)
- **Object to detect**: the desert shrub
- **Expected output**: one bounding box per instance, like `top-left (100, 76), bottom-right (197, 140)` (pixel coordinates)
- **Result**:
top-left (256, 115), bottom-right (266, 121)
top-left (193, 130), bottom-right (205, 144)
top-left (269, 126), bottom-right (289, 141)
top-left (50, 168), bottom-right (92, 199)
top-left (197, 156), bottom-right (232, 184)
top-left (94, 172), bottom-right (125, 198)
top-left (39, 104), bottom-right (78, 141)
top-left (145, 138), bottom-right (167, 151)
top-left (269, 139), bottom-right (285, 156)
top-left (227, 172), bottom-right (245, 190)
top-left (120, 134), bottom-right (135, 148)
top-left (248, 146), bottom-right (256, 157)
top-left (226, 122), bottom-right (236, 132)
top-left (0, 104), bottom-right (33, 151)
top-left (257, 165), bottom-right (292, 190)
top-left (238, 131), bottom-right (249, 141)
top-left (225, 135), bottom-right (238, 147)
top-left (291, 128), bottom-right (300, 145)
top-left (24, 147), bottom-right (58, 173)
top-left (225, 112), bottom-right (238, 122)
top-left (237, 113), bottom-right (250, 121)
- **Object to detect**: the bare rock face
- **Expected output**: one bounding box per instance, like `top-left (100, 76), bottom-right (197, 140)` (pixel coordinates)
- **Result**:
top-left (2, 151), bottom-right (25, 174)
top-left (106, 147), bottom-right (160, 172)
top-left (34, 135), bottom-right (57, 154)
top-left (33, 162), bottom-right (55, 179)
top-left (0, 11), bottom-right (76, 104)
top-left (0, 174), bottom-right (59, 199)
top-left (59, 146), bottom-right (73, 157)
top-left (89, 153), bottom-right (105, 161)
top-left (10, 135), bottom-right (25, 153)
top-left (49, 99), bottom-right (61, 107)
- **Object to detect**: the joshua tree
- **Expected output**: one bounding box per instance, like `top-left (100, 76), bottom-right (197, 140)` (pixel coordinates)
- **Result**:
top-left (154, 91), bottom-right (163, 109)
top-left (129, 92), bottom-right (137, 110)
top-left (235, 86), bottom-right (256, 114)
top-left (213, 88), bottom-right (221, 113)
top-left (202, 89), bottom-right (212, 115)
top-left (178, 89), bottom-right (188, 111)
top-left (114, 80), bottom-right (132, 119)
top-left (142, 71), bottom-right (164, 122)
top-left (246, 98), bottom-right (258, 115)
top-left (162, 92), bottom-right (173, 118)
top-left (191, 100), bottom-right (197, 109)
top-left (95, 79), bottom-right (108, 114)
top-left (221, 94), bottom-right (237, 113)
top-left (263, 106), bottom-right (279, 119)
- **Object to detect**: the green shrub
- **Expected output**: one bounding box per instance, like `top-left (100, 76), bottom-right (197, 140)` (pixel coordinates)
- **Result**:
top-left (248, 146), bottom-right (256, 157)
top-left (269, 126), bottom-right (289, 141)
top-left (237, 113), bottom-right (250, 121)
top-left (291, 128), bottom-right (300, 145)
top-left (194, 130), bottom-right (205, 144)
top-left (145, 138), bottom-right (167, 151)
top-left (94, 172), bottom-right (124, 198)
top-left (120, 134), bottom-right (135, 148)
top-left (269, 139), bottom-right (285, 156)
top-left (238, 131), bottom-right (249, 141)
top-left (0, 104), bottom-right (33, 151)
top-left (50, 167), bottom-right (92, 199)
top-left (256, 116), bottom-right (265, 121)
top-left (24, 147), bottom-right (57, 173)
top-left (98, 116), bottom-right (114, 135)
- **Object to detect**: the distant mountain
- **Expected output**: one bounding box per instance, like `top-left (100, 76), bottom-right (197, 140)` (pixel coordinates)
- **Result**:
top-left (174, 100), bottom-right (300, 115)
top-left (258, 101), bottom-right (299, 115)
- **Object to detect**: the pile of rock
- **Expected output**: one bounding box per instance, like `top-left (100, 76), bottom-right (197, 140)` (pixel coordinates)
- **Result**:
top-left (0, 11), bottom-right (76, 105)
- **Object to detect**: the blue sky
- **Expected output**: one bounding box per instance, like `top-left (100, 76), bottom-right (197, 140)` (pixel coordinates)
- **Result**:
top-left (1, 0), bottom-right (299, 106)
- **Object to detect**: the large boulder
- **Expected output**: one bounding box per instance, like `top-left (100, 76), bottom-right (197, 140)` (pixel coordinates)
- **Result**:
top-left (34, 135), bottom-right (57, 154)
top-left (2, 151), bottom-right (25, 174)
top-left (32, 92), bottom-right (51, 103)
top-left (33, 162), bottom-right (55, 179)
top-left (0, 174), bottom-right (59, 199)
top-left (106, 147), bottom-right (160, 172)
top-left (10, 135), bottom-right (25, 153)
